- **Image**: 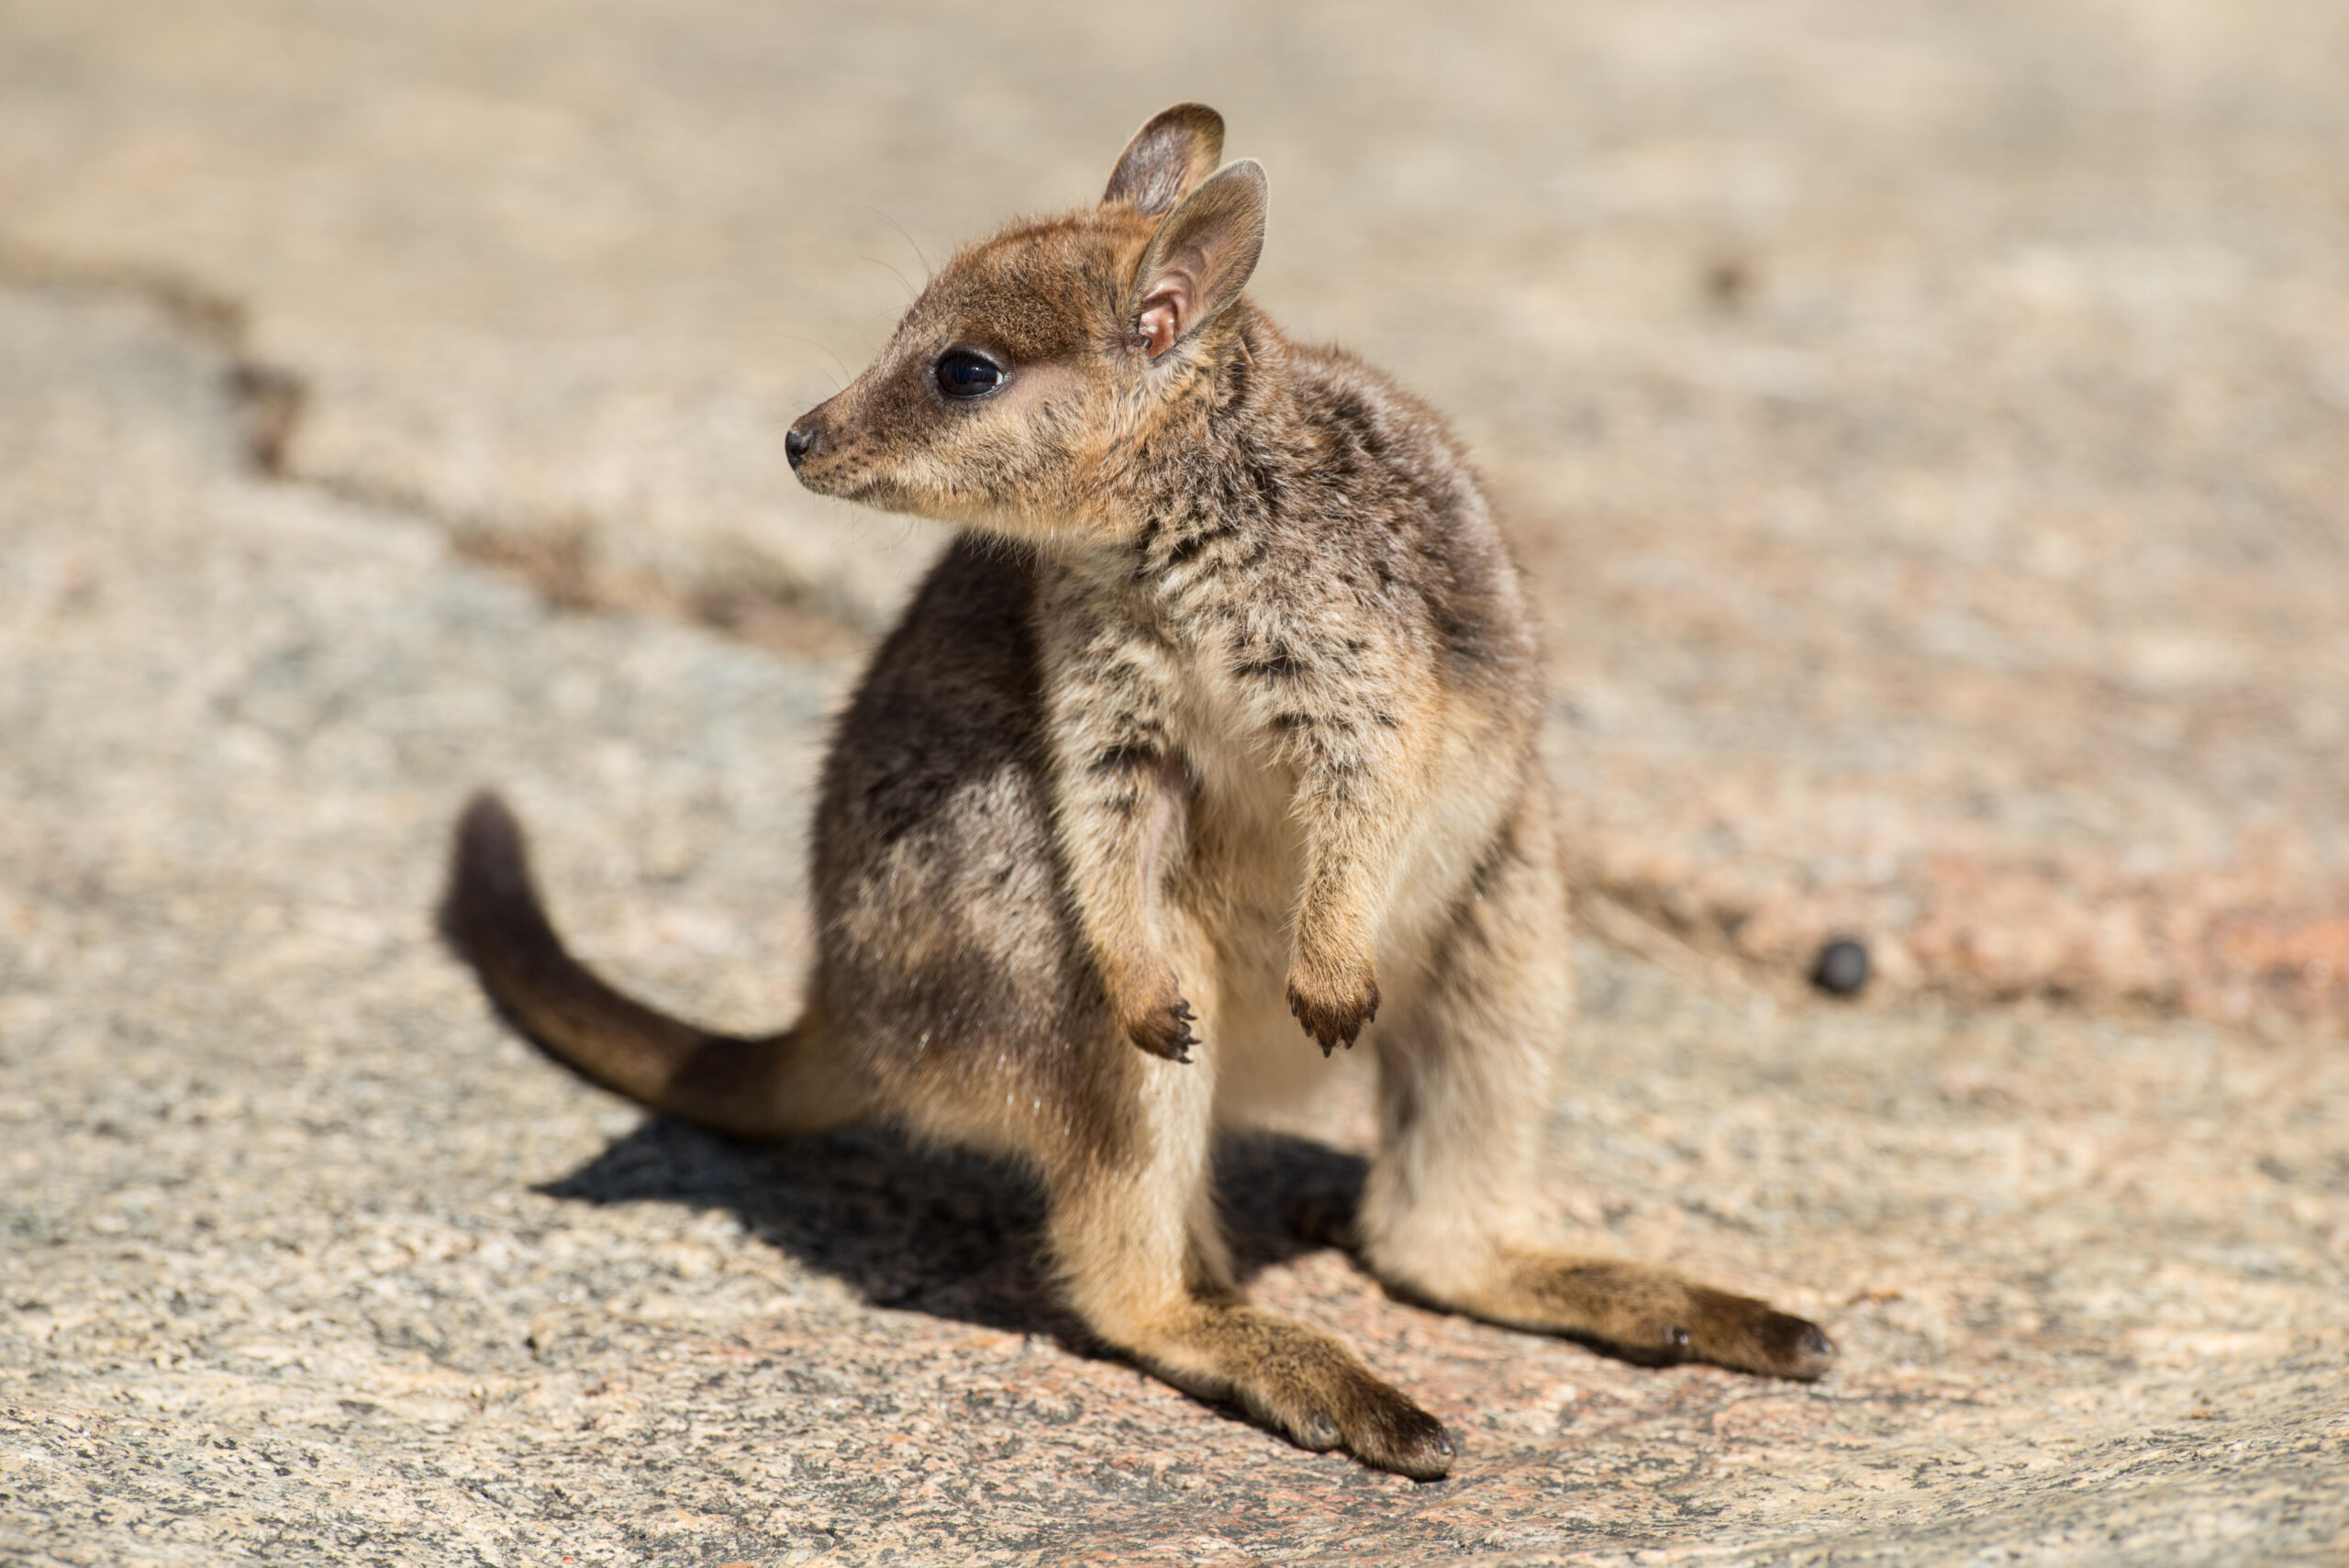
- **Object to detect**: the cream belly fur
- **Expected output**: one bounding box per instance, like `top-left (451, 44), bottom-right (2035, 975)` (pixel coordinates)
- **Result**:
top-left (1171, 674), bottom-right (1527, 1133)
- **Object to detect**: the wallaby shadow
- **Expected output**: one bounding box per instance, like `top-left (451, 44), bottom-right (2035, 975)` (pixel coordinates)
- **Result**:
top-left (540, 1117), bottom-right (1370, 1352)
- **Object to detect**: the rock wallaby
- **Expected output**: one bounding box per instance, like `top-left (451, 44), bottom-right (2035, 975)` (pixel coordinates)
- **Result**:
top-left (443, 103), bottom-right (1832, 1479)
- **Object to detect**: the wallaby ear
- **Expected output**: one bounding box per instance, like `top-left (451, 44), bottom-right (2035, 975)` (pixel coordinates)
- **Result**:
top-left (1128, 160), bottom-right (1267, 360)
top-left (1102, 103), bottom-right (1226, 217)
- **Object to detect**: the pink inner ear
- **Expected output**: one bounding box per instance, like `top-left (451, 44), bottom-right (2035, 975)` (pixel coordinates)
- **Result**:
top-left (1137, 292), bottom-right (1184, 358)
top-left (1136, 241), bottom-right (1217, 359)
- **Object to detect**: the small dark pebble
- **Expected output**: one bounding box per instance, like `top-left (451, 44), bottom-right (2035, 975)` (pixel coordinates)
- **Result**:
top-left (1811, 939), bottom-right (1871, 996)
top-left (1705, 257), bottom-right (1752, 311)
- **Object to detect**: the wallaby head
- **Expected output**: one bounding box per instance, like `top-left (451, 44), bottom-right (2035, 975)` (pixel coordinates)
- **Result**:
top-left (785, 103), bottom-right (1268, 540)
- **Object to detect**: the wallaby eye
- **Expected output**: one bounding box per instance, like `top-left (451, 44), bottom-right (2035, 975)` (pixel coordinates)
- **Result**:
top-left (934, 348), bottom-right (1007, 399)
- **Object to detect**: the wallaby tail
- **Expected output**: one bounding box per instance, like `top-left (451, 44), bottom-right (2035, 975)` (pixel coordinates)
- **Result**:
top-left (440, 789), bottom-right (868, 1140)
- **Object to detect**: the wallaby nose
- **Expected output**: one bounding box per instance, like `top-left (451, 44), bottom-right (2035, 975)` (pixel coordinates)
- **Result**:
top-left (785, 420), bottom-right (820, 471)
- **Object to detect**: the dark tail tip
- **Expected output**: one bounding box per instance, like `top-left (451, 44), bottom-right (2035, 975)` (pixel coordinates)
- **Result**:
top-left (440, 787), bottom-right (543, 957)
top-left (434, 788), bottom-right (848, 1141)
top-left (439, 786), bottom-right (599, 1065)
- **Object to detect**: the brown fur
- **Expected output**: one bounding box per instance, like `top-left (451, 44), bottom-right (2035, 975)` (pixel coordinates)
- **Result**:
top-left (443, 105), bottom-right (1832, 1480)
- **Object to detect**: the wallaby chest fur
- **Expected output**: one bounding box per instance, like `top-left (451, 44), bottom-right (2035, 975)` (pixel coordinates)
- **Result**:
top-left (446, 104), bottom-right (1831, 1481)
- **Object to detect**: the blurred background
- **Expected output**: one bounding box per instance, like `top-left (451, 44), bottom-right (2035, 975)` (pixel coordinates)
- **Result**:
top-left (5, 0), bottom-right (2344, 1029)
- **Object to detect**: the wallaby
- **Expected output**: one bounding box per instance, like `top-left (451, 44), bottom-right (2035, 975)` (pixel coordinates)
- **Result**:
top-left (443, 103), bottom-right (1832, 1480)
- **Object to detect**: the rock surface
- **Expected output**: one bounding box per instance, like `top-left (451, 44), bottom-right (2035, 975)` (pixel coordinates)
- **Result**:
top-left (3, 0), bottom-right (2346, 1025)
top-left (5, 5), bottom-right (2349, 1561)
top-left (4, 281), bottom-right (2346, 1565)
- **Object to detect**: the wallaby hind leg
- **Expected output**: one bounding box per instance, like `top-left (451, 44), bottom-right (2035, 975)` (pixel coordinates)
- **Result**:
top-left (1041, 934), bottom-right (1456, 1479)
top-left (1356, 797), bottom-right (1834, 1380)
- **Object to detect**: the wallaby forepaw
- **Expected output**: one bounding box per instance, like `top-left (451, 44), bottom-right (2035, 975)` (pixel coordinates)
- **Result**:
top-left (1122, 995), bottom-right (1198, 1062)
top-left (1286, 969), bottom-right (1379, 1055)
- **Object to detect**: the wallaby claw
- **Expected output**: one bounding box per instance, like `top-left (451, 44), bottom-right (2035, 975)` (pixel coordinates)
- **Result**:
top-left (1126, 995), bottom-right (1200, 1062)
top-left (1286, 974), bottom-right (1378, 1056)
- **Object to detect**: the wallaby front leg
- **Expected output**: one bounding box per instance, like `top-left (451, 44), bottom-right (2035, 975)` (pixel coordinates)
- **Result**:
top-left (1039, 584), bottom-right (1197, 1061)
top-left (1279, 711), bottom-right (1423, 1054)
